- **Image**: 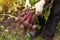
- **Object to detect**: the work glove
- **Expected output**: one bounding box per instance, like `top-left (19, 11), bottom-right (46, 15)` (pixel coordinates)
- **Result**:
top-left (33, 0), bottom-right (46, 16)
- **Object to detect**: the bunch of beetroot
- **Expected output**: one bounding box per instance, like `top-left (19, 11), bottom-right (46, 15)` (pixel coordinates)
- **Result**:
top-left (15, 8), bottom-right (37, 33)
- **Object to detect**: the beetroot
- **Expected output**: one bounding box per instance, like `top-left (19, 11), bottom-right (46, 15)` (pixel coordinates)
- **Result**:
top-left (26, 13), bottom-right (33, 23)
top-left (30, 15), bottom-right (36, 25)
top-left (23, 13), bottom-right (33, 27)
top-left (20, 24), bottom-right (24, 30)
top-left (16, 8), bottom-right (37, 32)
top-left (19, 24), bottom-right (25, 33)
top-left (19, 17), bottom-right (25, 23)
top-left (23, 12), bottom-right (31, 20)
top-left (23, 21), bottom-right (29, 27)
top-left (18, 13), bottom-right (25, 17)
top-left (32, 25), bottom-right (37, 30)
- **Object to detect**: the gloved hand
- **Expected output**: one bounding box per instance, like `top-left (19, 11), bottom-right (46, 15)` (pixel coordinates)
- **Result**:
top-left (33, 0), bottom-right (46, 16)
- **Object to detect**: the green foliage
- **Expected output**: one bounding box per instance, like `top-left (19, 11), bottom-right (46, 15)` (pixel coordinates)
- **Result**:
top-left (30, 0), bottom-right (38, 6)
